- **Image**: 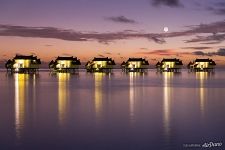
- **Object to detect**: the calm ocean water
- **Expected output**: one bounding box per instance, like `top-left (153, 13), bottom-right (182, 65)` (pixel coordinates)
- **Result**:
top-left (0, 70), bottom-right (225, 150)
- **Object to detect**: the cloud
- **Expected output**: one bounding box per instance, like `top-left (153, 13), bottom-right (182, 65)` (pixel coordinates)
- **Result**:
top-left (200, 41), bottom-right (222, 45)
top-left (0, 24), bottom-right (165, 44)
top-left (151, 0), bottom-right (183, 7)
top-left (192, 51), bottom-right (211, 56)
top-left (207, 7), bottom-right (225, 15)
top-left (181, 46), bottom-right (212, 50)
top-left (45, 44), bottom-right (53, 47)
top-left (0, 25), bottom-right (88, 41)
top-left (98, 54), bottom-right (105, 57)
top-left (151, 36), bottom-right (166, 44)
top-left (206, 2), bottom-right (225, 15)
top-left (105, 16), bottom-right (138, 24)
top-left (136, 49), bottom-right (179, 56)
top-left (213, 48), bottom-right (225, 56)
top-left (192, 48), bottom-right (225, 57)
top-left (61, 53), bottom-right (73, 56)
top-left (136, 49), bottom-right (217, 57)
top-left (185, 33), bottom-right (225, 43)
top-left (166, 21), bottom-right (225, 37)
top-left (140, 48), bottom-right (149, 50)
top-left (104, 52), bottom-right (112, 55)
top-left (163, 21), bottom-right (225, 44)
top-left (1, 20), bottom-right (225, 45)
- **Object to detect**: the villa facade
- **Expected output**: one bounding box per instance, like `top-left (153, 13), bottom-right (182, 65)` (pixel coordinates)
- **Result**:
top-left (49, 56), bottom-right (81, 72)
top-left (156, 58), bottom-right (183, 72)
top-left (188, 59), bottom-right (216, 72)
top-left (121, 58), bottom-right (149, 72)
top-left (5, 55), bottom-right (41, 73)
top-left (86, 57), bottom-right (116, 72)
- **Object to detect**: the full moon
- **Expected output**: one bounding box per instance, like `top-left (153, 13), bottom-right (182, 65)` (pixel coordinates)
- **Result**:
top-left (164, 27), bottom-right (169, 32)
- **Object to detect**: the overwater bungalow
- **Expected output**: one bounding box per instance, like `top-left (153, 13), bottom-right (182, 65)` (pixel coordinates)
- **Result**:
top-left (5, 55), bottom-right (41, 73)
top-left (121, 58), bottom-right (149, 72)
top-left (156, 58), bottom-right (183, 72)
top-left (49, 56), bottom-right (81, 73)
top-left (188, 59), bottom-right (216, 72)
top-left (85, 57), bottom-right (116, 72)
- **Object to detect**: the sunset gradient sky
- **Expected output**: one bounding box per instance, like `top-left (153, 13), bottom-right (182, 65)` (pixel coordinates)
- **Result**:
top-left (1, 0), bottom-right (225, 65)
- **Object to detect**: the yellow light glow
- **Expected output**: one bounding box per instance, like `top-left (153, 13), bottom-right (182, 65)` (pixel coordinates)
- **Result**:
top-left (95, 61), bottom-right (106, 68)
top-left (58, 73), bottom-right (70, 126)
top-left (196, 72), bottom-right (208, 116)
top-left (129, 72), bottom-right (135, 125)
top-left (15, 73), bottom-right (28, 140)
top-left (94, 73), bottom-right (103, 123)
top-left (163, 72), bottom-right (173, 138)
top-left (163, 62), bottom-right (175, 69)
top-left (14, 59), bottom-right (31, 68)
top-left (128, 61), bottom-right (140, 68)
top-left (58, 60), bottom-right (71, 68)
top-left (198, 62), bottom-right (209, 69)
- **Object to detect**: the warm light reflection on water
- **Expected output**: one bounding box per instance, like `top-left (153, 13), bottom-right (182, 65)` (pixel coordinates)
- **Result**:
top-left (163, 72), bottom-right (173, 139)
top-left (0, 71), bottom-right (224, 150)
top-left (196, 72), bottom-right (208, 117)
top-left (94, 73), bottom-right (104, 123)
top-left (58, 73), bottom-right (70, 126)
top-left (32, 74), bottom-right (37, 120)
top-left (14, 74), bottom-right (28, 140)
top-left (129, 72), bottom-right (135, 125)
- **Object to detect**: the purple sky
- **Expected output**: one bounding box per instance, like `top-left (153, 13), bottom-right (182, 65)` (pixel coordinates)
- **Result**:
top-left (0, 0), bottom-right (225, 65)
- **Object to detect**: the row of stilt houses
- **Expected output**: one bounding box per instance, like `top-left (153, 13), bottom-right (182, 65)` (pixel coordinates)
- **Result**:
top-left (5, 55), bottom-right (216, 73)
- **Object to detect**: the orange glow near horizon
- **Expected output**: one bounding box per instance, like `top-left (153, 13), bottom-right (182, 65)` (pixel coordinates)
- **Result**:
top-left (1, 36), bottom-right (225, 65)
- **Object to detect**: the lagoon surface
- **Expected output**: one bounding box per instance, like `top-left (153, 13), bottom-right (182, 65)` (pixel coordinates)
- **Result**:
top-left (0, 70), bottom-right (225, 150)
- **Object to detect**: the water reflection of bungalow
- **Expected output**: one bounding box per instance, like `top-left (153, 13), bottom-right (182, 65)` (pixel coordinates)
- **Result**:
top-left (188, 59), bottom-right (216, 72)
top-left (14, 74), bottom-right (37, 140)
top-left (85, 57), bottom-right (116, 72)
top-left (58, 73), bottom-right (70, 126)
top-left (5, 55), bottom-right (41, 73)
top-left (94, 73), bottom-right (104, 123)
top-left (156, 58), bottom-right (183, 72)
top-left (49, 56), bottom-right (81, 73)
top-left (121, 58), bottom-right (149, 72)
top-left (163, 72), bottom-right (173, 139)
top-left (196, 72), bottom-right (208, 116)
